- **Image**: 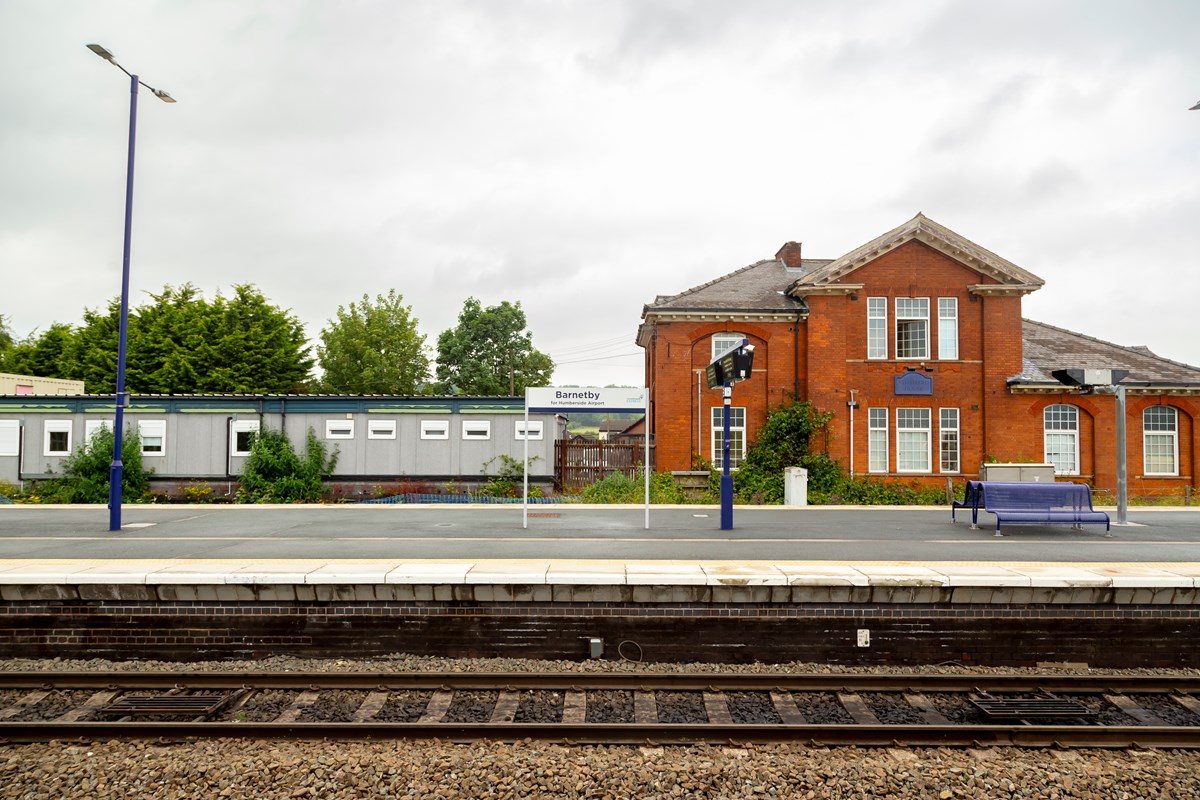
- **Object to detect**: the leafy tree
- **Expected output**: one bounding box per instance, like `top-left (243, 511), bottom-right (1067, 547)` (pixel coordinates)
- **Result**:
top-left (38, 426), bottom-right (151, 503)
top-left (434, 297), bottom-right (554, 395)
top-left (59, 284), bottom-right (313, 394)
top-left (317, 290), bottom-right (429, 394)
top-left (0, 314), bottom-right (12, 354)
top-left (202, 285), bottom-right (314, 393)
top-left (62, 303), bottom-right (120, 391)
top-left (0, 322), bottom-right (75, 377)
top-left (237, 427), bottom-right (338, 503)
top-left (128, 284), bottom-right (213, 392)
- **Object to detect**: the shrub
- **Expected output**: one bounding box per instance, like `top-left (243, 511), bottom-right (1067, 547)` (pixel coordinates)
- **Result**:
top-left (581, 469), bottom-right (693, 504)
top-left (181, 481), bottom-right (215, 503)
top-left (812, 476), bottom-right (948, 506)
top-left (732, 400), bottom-right (840, 503)
top-left (37, 426), bottom-right (151, 503)
top-left (237, 427), bottom-right (337, 503)
top-left (479, 454), bottom-right (541, 498)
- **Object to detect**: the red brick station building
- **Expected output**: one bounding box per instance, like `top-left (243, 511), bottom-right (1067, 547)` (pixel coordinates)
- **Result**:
top-left (638, 214), bottom-right (1200, 498)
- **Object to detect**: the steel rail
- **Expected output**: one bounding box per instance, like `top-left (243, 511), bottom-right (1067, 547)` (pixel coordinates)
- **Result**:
top-left (3, 671), bottom-right (1200, 693)
top-left (5, 672), bottom-right (1200, 748)
top-left (2, 720), bottom-right (1200, 748)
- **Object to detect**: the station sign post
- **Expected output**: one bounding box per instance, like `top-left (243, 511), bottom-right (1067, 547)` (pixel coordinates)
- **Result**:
top-left (706, 340), bottom-right (755, 530)
top-left (524, 387), bottom-right (650, 529)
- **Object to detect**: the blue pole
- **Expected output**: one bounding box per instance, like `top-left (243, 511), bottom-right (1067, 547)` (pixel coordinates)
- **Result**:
top-left (720, 383), bottom-right (733, 530)
top-left (108, 71), bottom-right (138, 532)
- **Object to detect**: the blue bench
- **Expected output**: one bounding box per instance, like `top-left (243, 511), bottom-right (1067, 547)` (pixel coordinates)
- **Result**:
top-left (951, 480), bottom-right (1110, 535)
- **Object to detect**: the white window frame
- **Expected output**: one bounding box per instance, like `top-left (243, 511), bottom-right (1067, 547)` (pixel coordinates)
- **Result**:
top-left (868, 408), bottom-right (888, 473)
top-left (895, 297), bottom-right (930, 360)
top-left (711, 332), bottom-right (746, 361)
top-left (1143, 406), bottom-right (1179, 476)
top-left (84, 419), bottom-right (112, 442)
top-left (0, 420), bottom-right (19, 457)
top-left (896, 408), bottom-right (932, 473)
top-left (138, 419), bottom-right (167, 457)
top-left (938, 297), bottom-right (958, 360)
top-left (420, 420), bottom-right (450, 440)
top-left (939, 407), bottom-right (960, 474)
top-left (231, 419), bottom-right (260, 457)
top-left (711, 406), bottom-right (746, 470)
top-left (1043, 404), bottom-right (1079, 476)
top-left (462, 420), bottom-right (491, 440)
top-left (324, 419), bottom-right (355, 440)
top-left (367, 419), bottom-right (397, 440)
top-left (515, 420), bottom-right (544, 440)
top-left (867, 297), bottom-right (888, 360)
top-left (44, 420), bottom-right (73, 456)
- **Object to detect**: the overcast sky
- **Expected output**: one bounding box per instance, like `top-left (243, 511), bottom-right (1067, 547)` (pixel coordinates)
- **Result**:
top-left (2, 0), bottom-right (1197, 388)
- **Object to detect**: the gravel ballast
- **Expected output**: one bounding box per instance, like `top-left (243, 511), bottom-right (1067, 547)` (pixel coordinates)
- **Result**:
top-left (3, 655), bottom-right (1200, 798)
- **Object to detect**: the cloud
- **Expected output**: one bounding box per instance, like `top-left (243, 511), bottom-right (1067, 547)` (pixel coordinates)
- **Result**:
top-left (2, 0), bottom-right (1198, 389)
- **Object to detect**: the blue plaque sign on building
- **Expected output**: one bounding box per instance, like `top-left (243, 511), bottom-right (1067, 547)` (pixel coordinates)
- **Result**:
top-left (894, 371), bottom-right (933, 396)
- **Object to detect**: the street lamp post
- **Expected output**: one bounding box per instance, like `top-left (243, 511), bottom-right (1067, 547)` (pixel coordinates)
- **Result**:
top-left (87, 44), bottom-right (175, 532)
top-left (1052, 368), bottom-right (1130, 526)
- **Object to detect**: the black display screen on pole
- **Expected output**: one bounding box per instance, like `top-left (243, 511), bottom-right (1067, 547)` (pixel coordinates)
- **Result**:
top-left (706, 339), bottom-right (754, 389)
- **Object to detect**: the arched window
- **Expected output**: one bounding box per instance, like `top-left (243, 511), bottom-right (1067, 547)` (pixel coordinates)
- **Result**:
top-left (1143, 406), bottom-right (1179, 476)
top-left (1043, 404), bottom-right (1079, 475)
top-left (711, 332), bottom-right (746, 361)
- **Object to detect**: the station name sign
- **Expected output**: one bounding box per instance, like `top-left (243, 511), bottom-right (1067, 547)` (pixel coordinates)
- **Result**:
top-left (526, 387), bottom-right (648, 413)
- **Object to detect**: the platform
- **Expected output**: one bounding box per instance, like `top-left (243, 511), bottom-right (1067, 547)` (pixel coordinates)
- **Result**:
top-left (2, 504), bottom-right (1199, 668)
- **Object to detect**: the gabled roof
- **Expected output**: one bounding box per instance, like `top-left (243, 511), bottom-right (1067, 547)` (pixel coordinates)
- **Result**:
top-left (1014, 319), bottom-right (1200, 390)
top-left (643, 258), bottom-right (823, 315)
top-left (786, 213), bottom-right (1044, 296)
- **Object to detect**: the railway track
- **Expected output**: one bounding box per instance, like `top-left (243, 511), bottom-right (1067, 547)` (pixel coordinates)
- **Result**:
top-left (4, 671), bottom-right (1200, 748)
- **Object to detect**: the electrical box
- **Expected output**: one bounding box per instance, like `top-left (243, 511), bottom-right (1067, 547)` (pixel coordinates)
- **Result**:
top-left (978, 463), bottom-right (1056, 482)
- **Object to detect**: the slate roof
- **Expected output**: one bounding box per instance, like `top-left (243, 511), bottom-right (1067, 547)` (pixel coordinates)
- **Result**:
top-left (1015, 319), bottom-right (1200, 387)
top-left (645, 258), bottom-right (826, 314)
top-left (788, 213), bottom-right (1044, 293)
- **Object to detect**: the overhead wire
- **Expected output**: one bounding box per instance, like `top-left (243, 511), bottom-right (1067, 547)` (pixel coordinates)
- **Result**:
top-left (548, 334), bottom-right (641, 366)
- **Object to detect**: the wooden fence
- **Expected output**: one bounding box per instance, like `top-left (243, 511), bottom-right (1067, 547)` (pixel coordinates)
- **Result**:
top-left (554, 440), bottom-right (645, 490)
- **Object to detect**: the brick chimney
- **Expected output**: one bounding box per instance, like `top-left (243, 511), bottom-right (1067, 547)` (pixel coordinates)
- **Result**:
top-left (775, 241), bottom-right (803, 269)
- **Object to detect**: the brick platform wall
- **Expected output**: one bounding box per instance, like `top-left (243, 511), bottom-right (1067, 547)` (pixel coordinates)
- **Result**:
top-left (4, 599), bottom-right (1198, 668)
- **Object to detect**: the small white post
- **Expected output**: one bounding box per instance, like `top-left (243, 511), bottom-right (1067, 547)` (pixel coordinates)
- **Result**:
top-left (644, 391), bottom-right (650, 529)
top-left (522, 392), bottom-right (530, 529)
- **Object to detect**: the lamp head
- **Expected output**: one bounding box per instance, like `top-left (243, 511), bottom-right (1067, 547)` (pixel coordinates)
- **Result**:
top-left (87, 43), bottom-right (117, 63)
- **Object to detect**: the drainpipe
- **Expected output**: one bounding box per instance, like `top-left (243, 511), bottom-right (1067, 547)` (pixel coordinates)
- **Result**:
top-left (696, 368), bottom-right (703, 463)
top-left (225, 416), bottom-right (233, 478)
top-left (794, 311), bottom-right (802, 401)
top-left (848, 390), bottom-right (859, 476)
